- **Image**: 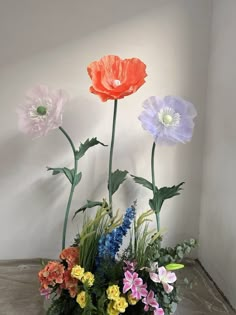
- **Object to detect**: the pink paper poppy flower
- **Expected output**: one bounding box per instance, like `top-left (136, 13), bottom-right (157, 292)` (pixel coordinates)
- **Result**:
top-left (17, 85), bottom-right (68, 138)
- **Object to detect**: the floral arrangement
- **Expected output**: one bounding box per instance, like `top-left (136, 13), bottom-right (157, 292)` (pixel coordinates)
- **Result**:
top-left (18, 55), bottom-right (197, 315)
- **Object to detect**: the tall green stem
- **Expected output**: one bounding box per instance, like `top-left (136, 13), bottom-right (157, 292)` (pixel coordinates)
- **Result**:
top-left (59, 126), bottom-right (78, 250)
top-left (151, 142), bottom-right (160, 232)
top-left (108, 99), bottom-right (118, 217)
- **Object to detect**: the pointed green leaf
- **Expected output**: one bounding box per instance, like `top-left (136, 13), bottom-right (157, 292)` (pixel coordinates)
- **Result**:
top-left (63, 167), bottom-right (74, 183)
top-left (149, 192), bottom-right (163, 213)
top-left (131, 175), bottom-right (154, 190)
top-left (108, 169), bottom-right (128, 196)
top-left (76, 138), bottom-right (107, 160)
top-left (158, 182), bottom-right (185, 200)
top-left (74, 172), bottom-right (82, 186)
top-left (73, 200), bottom-right (104, 219)
top-left (47, 167), bottom-right (74, 184)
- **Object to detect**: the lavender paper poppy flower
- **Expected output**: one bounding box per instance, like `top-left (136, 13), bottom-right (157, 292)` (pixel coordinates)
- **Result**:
top-left (17, 85), bottom-right (68, 138)
top-left (139, 96), bottom-right (197, 145)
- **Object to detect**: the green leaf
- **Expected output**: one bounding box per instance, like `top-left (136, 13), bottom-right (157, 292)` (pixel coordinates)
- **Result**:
top-left (63, 167), bottom-right (74, 183)
top-left (47, 167), bottom-right (74, 184)
top-left (74, 172), bottom-right (82, 186)
top-left (75, 138), bottom-right (107, 160)
top-left (131, 175), bottom-right (153, 190)
top-left (73, 200), bottom-right (104, 219)
top-left (149, 182), bottom-right (185, 212)
top-left (108, 169), bottom-right (128, 195)
top-left (158, 182), bottom-right (185, 200)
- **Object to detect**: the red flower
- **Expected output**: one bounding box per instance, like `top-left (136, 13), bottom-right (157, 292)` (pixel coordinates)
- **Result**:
top-left (87, 55), bottom-right (147, 102)
top-left (59, 247), bottom-right (79, 269)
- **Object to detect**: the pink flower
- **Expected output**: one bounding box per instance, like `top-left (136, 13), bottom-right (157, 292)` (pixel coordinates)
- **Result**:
top-left (123, 271), bottom-right (148, 300)
top-left (154, 307), bottom-right (165, 315)
top-left (17, 85), bottom-right (68, 137)
top-left (150, 266), bottom-right (177, 294)
top-left (123, 260), bottom-right (137, 272)
top-left (40, 288), bottom-right (51, 300)
top-left (142, 290), bottom-right (159, 311)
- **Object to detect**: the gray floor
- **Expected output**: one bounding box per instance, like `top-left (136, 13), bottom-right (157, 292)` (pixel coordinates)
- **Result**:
top-left (0, 259), bottom-right (235, 315)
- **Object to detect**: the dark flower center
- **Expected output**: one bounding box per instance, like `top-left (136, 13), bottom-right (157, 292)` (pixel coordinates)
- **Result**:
top-left (36, 106), bottom-right (47, 115)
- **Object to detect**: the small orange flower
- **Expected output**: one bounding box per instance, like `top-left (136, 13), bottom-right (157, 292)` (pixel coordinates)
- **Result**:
top-left (87, 55), bottom-right (147, 102)
top-left (59, 247), bottom-right (79, 269)
top-left (38, 261), bottom-right (65, 289)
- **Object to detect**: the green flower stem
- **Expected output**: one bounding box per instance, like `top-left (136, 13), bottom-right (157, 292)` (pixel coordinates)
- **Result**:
top-left (59, 126), bottom-right (78, 250)
top-left (108, 99), bottom-right (118, 217)
top-left (151, 142), bottom-right (160, 232)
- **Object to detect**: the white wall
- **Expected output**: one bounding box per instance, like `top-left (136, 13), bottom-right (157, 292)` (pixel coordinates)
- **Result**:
top-left (0, 0), bottom-right (211, 259)
top-left (199, 0), bottom-right (236, 308)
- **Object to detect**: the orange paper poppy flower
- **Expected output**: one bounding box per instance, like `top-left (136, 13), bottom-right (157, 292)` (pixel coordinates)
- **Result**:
top-left (87, 55), bottom-right (147, 102)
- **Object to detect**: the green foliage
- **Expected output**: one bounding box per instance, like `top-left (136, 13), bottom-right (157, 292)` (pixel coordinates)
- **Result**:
top-left (73, 200), bottom-right (106, 219)
top-left (108, 169), bottom-right (128, 195)
top-left (130, 210), bottom-right (156, 267)
top-left (47, 291), bottom-right (81, 315)
top-left (47, 167), bottom-right (82, 187)
top-left (47, 167), bottom-right (74, 184)
top-left (97, 293), bottom-right (107, 315)
top-left (131, 175), bottom-right (153, 190)
top-left (149, 182), bottom-right (185, 213)
top-left (132, 174), bottom-right (184, 213)
top-left (79, 204), bottom-right (110, 271)
top-left (74, 172), bottom-right (82, 186)
top-left (146, 237), bottom-right (198, 265)
top-left (75, 138), bottom-right (106, 161)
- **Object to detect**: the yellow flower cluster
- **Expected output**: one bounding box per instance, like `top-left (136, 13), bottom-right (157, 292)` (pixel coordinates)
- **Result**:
top-left (71, 265), bottom-right (95, 309)
top-left (106, 285), bottom-right (128, 315)
top-left (71, 265), bottom-right (95, 287)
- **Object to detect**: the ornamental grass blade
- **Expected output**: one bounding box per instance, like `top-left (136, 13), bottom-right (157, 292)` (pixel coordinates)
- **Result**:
top-left (73, 200), bottom-right (103, 219)
top-left (75, 137), bottom-right (107, 160)
top-left (108, 169), bottom-right (128, 195)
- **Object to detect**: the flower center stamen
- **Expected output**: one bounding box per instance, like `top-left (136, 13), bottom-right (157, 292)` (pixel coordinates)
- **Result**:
top-left (114, 79), bottom-right (121, 86)
top-left (36, 106), bottom-right (47, 116)
top-left (158, 107), bottom-right (180, 127)
top-left (163, 114), bottom-right (173, 125)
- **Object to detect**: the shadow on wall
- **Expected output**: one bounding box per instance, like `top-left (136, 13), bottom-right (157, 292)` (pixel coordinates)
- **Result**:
top-left (0, 0), bottom-right (161, 68)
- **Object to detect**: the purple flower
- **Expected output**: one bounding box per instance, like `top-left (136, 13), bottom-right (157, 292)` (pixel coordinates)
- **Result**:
top-left (139, 95), bottom-right (197, 145)
top-left (123, 260), bottom-right (137, 272)
top-left (17, 85), bottom-right (68, 138)
top-left (40, 288), bottom-right (51, 300)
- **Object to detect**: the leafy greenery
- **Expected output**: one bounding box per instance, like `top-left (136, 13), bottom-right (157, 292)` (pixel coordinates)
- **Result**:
top-left (108, 169), bottom-right (128, 196)
top-left (75, 138), bottom-right (107, 161)
top-left (73, 200), bottom-right (107, 219)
